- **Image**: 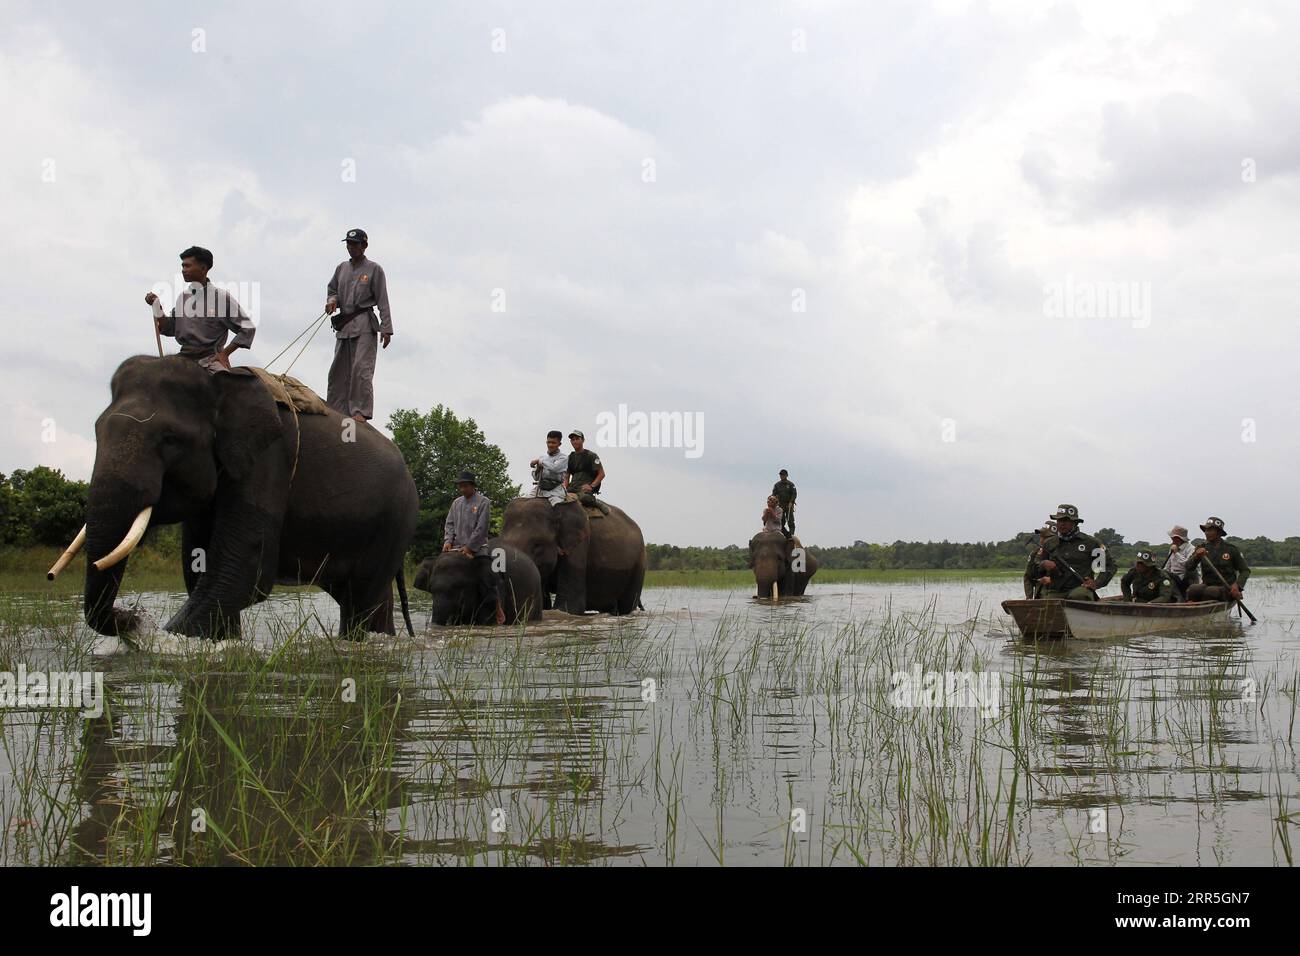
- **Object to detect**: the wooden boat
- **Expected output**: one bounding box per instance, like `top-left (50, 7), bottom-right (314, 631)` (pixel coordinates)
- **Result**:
top-left (1001, 597), bottom-right (1232, 641)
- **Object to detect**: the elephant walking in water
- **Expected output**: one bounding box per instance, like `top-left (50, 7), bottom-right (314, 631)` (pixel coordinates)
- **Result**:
top-left (413, 540), bottom-right (544, 626)
top-left (499, 497), bottom-right (646, 615)
top-left (70, 356), bottom-right (417, 640)
top-left (748, 531), bottom-right (818, 598)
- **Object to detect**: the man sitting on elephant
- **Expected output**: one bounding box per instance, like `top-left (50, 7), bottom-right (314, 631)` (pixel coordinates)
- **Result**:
top-left (761, 495), bottom-right (783, 534)
top-left (567, 430), bottom-right (610, 515)
top-left (145, 246), bottom-right (256, 373)
top-left (443, 471), bottom-right (505, 625)
top-left (530, 430), bottom-right (569, 507)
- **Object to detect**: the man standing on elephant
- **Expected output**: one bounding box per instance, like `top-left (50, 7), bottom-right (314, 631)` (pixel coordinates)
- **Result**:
top-left (145, 246), bottom-right (256, 373)
top-left (530, 430), bottom-right (569, 507)
top-left (325, 228), bottom-right (393, 423)
top-left (442, 471), bottom-right (505, 625)
top-left (772, 470), bottom-right (797, 537)
top-left (567, 430), bottom-right (609, 515)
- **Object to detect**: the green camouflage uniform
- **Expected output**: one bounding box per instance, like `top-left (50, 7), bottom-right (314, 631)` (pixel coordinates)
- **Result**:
top-left (772, 478), bottom-right (797, 535)
top-left (1120, 565), bottom-right (1180, 603)
top-left (1186, 539), bottom-right (1250, 601)
top-left (1039, 530), bottom-right (1116, 601)
top-left (567, 448), bottom-right (609, 514)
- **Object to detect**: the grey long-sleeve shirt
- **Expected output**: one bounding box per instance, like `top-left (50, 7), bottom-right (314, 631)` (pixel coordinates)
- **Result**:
top-left (444, 492), bottom-right (491, 556)
top-left (158, 281), bottom-right (256, 355)
top-left (328, 257), bottom-right (393, 338)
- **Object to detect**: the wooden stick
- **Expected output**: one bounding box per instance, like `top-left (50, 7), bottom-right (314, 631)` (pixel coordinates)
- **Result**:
top-left (1197, 548), bottom-right (1256, 623)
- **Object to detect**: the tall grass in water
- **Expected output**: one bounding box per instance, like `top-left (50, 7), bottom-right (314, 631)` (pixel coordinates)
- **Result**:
top-left (1, 582), bottom-right (1297, 865)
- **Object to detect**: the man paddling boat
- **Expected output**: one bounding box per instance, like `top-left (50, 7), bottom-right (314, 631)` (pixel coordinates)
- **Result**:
top-left (1185, 516), bottom-right (1249, 603)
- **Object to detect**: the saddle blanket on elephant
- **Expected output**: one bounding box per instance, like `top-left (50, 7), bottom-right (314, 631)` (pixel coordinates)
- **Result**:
top-left (246, 367), bottom-right (332, 415)
top-left (560, 492), bottom-right (607, 519)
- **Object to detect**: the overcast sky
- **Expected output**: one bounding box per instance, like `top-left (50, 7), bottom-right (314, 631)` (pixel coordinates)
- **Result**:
top-left (2, 0), bottom-right (1297, 546)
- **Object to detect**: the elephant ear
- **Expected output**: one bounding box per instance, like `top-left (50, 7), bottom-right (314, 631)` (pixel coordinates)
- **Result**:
top-left (555, 503), bottom-right (589, 554)
top-left (213, 371), bottom-right (283, 481)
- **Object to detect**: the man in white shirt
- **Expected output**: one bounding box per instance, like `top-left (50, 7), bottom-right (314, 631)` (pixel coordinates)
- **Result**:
top-left (1163, 524), bottom-right (1198, 593)
top-left (529, 430), bottom-right (569, 507)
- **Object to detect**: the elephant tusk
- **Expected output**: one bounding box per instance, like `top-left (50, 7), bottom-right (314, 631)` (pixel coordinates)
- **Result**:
top-left (772, 581), bottom-right (779, 601)
top-left (47, 525), bottom-right (86, 580)
top-left (92, 507), bottom-right (153, 572)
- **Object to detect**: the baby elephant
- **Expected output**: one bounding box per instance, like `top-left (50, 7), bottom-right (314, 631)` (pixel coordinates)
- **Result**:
top-left (413, 539), bottom-right (544, 626)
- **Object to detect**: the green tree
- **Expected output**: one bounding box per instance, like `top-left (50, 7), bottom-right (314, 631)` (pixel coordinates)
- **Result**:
top-left (387, 406), bottom-right (520, 561)
top-left (4, 466), bottom-right (88, 546)
top-left (1094, 527), bottom-right (1126, 549)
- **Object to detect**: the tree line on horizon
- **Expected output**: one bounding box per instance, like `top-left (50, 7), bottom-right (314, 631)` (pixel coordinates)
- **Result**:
top-left (5, 459), bottom-right (1298, 572)
top-left (649, 529), bottom-right (1300, 571)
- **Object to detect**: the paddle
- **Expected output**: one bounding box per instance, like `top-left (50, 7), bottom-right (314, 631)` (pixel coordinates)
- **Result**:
top-left (1195, 546), bottom-right (1257, 624)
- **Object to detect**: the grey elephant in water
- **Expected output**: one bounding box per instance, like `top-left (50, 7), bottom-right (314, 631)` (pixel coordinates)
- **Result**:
top-left (66, 356), bottom-right (417, 641)
top-left (413, 540), bottom-right (544, 626)
top-left (748, 531), bottom-right (818, 598)
top-left (498, 497), bottom-right (646, 615)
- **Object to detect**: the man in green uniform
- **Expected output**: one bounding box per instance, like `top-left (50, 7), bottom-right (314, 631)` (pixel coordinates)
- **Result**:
top-left (1022, 522), bottom-right (1056, 598)
top-left (1185, 516), bottom-right (1250, 602)
top-left (1120, 549), bottom-right (1180, 603)
top-left (1033, 504), bottom-right (1116, 601)
top-left (567, 430), bottom-right (609, 515)
top-left (772, 470), bottom-right (797, 537)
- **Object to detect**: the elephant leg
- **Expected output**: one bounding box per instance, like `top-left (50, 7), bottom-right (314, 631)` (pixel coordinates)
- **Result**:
top-left (364, 586), bottom-right (396, 635)
top-left (333, 579), bottom-right (396, 638)
top-left (180, 516), bottom-right (213, 596)
top-left (616, 565), bottom-right (646, 615)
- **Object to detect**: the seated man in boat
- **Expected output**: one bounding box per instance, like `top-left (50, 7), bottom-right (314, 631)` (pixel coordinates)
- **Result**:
top-left (1033, 504), bottom-right (1116, 601)
top-left (1163, 524), bottom-right (1199, 593)
top-left (1185, 516), bottom-right (1249, 603)
top-left (1022, 522), bottom-right (1055, 598)
top-left (1120, 550), bottom-right (1180, 603)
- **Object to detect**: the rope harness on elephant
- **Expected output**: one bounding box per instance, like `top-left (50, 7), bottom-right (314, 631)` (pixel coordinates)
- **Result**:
top-left (269, 376), bottom-right (303, 486)
top-left (262, 309), bottom-right (332, 378)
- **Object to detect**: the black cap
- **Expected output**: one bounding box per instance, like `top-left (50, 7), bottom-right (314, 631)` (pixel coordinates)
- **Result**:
top-left (779, 469), bottom-right (788, 476)
top-left (342, 228), bottom-right (368, 243)
top-left (456, 470), bottom-right (477, 486)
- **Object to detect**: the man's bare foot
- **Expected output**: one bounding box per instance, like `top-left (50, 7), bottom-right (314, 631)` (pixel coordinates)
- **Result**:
top-left (352, 414), bottom-right (367, 424)
top-left (495, 605), bottom-right (506, 625)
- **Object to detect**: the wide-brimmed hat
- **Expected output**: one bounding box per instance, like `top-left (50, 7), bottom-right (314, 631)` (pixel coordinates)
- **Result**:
top-left (1199, 516), bottom-right (1226, 534)
top-left (1034, 522), bottom-right (1056, 536)
top-left (1048, 504), bottom-right (1082, 523)
top-left (1134, 549), bottom-right (1154, 564)
top-left (1167, 525), bottom-right (1189, 540)
top-left (455, 470), bottom-right (477, 486)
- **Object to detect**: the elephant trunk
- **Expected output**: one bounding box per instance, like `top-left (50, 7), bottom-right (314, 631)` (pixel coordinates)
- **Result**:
top-left (83, 473), bottom-right (158, 636)
top-left (753, 558), bottom-right (785, 598)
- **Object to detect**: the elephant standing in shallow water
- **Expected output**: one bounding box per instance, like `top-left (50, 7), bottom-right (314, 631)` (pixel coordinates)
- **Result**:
top-left (413, 540), bottom-right (544, 626)
top-left (748, 531), bottom-right (818, 598)
top-left (499, 497), bottom-right (646, 615)
top-left (68, 356), bottom-right (417, 640)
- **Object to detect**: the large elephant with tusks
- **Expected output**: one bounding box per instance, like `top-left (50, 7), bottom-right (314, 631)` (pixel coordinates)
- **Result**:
top-left (64, 356), bottom-right (417, 640)
top-left (748, 531), bottom-right (818, 598)
top-left (499, 497), bottom-right (646, 614)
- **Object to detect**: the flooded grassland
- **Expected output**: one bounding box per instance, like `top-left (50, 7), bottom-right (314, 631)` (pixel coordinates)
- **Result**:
top-left (1, 572), bottom-right (1297, 866)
